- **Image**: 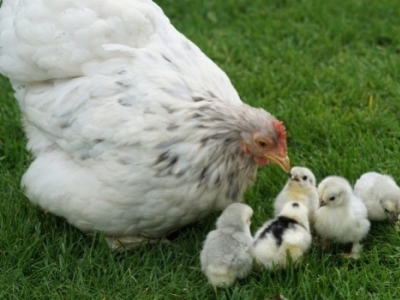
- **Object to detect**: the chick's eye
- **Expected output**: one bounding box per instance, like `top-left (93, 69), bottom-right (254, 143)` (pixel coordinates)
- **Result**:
top-left (329, 196), bottom-right (335, 201)
top-left (384, 208), bottom-right (390, 213)
top-left (302, 176), bottom-right (308, 180)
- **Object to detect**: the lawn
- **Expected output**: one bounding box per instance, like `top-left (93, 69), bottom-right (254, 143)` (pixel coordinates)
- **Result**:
top-left (1, 0), bottom-right (400, 299)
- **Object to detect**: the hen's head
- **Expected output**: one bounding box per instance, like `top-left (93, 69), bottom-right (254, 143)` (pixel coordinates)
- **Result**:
top-left (240, 118), bottom-right (290, 172)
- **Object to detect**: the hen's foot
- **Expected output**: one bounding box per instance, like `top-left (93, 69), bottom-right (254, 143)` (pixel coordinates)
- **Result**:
top-left (105, 235), bottom-right (170, 251)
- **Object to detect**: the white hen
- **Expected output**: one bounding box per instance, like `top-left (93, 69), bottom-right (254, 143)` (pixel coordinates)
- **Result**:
top-left (354, 172), bottom-right (400, 223)
top-left (253, 201), bottom-right (312, 269)
top-left (0, 0), bottom-right (290, 249)
top-left (200, 203), bottom-right (253, 288)
top-left (315, 176), bottom-right (370, 259)
top-left (273, 166), bottom-right (318, 225)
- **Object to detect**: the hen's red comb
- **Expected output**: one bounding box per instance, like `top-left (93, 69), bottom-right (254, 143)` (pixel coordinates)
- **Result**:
top-left (272, 120), bottom-right (287, 152)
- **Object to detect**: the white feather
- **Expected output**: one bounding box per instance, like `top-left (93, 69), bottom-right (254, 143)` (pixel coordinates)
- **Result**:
top-left (0, 0), bottom-right (285, 242)
top-left (315, 176), bottom-right (370, 258)
top-left (354, 172), bottom-right (400, 222)
top-left (273, 166), bottom-right (318, 224)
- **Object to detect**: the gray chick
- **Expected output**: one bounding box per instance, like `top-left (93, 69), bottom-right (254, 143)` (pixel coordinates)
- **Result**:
top-left (200, 203), bottom-right (253, 288)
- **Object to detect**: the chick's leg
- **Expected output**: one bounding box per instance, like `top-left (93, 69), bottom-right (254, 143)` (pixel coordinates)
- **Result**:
top-left (341, 242), bottom-right (362, 259)
top-left (320, 238), bottom-right (332, 251)
top-left (349, 242), bottom-right (362, 259)
top-left (395, 220), bottom-right (400, 232)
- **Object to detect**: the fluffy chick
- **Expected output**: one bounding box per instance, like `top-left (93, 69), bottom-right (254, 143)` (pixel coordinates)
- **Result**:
top-left (200, 203), bottom-right (253, 288)
top-left (315, 176), bottom-right (370, 259)
top-left (253, 202), bottom-right (312, 269)
top-left (274, 166), bottom-right (318, 224)
top-left (354, 172), bottom-right (400, 223)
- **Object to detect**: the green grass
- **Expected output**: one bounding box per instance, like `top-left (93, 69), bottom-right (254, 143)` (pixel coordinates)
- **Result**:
top-left (1, 0), bottom-right (400, 299)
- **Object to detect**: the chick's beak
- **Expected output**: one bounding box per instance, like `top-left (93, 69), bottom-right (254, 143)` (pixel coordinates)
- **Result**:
top-left (291, 174), bottom-right (300, 182)
top-left (319, 199), bottom-right (326, 207)
top-left (265, 153), bottom-right (291, 173)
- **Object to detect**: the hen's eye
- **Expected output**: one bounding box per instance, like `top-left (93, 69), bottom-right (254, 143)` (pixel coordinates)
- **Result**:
top-left (302, 176), bottom-right (308, 180)
top-left (257, 140), bottom-right (267, 148)
top-left (329, 196), bottom-right (335, 201)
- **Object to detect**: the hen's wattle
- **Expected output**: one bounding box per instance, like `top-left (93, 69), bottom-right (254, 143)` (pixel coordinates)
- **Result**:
top-left (0, 0), bottom-right (290, 246)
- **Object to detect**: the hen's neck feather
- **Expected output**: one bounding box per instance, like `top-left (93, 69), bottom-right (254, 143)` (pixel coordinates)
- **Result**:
top-left (152, 100), bottom-right (265, 204)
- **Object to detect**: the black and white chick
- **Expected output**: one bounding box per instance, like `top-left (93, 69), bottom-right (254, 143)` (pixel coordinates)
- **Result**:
top-left (200, 203), bottom-right (253, 288)
top-left (273, 166), bottom-right (318, 225)
top-left (253, 202), bottom-right (312, 269)
top-left (354, 172), bottom-right (400, 224)
top-left (315, 176), bottom-right (370, 259)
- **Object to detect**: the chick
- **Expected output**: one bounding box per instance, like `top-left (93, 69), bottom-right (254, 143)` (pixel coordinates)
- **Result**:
top-left (315, 176), bottom-right (370, 259)
top-left (354, 172), bottom-right (400, 223)
top-left (274, 166), bottom-right (318, 225)
top-left (200, 203), bottom-right (253, 288)
top-left (253, 202), bottom-right (312, 269)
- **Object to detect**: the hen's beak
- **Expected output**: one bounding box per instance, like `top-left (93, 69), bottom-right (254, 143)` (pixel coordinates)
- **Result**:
top-left (265, 153), bottom-right (291, 173)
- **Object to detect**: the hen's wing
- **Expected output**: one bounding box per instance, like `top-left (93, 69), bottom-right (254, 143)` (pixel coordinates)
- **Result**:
top-left (1, 0), bottom-right (242, 159)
